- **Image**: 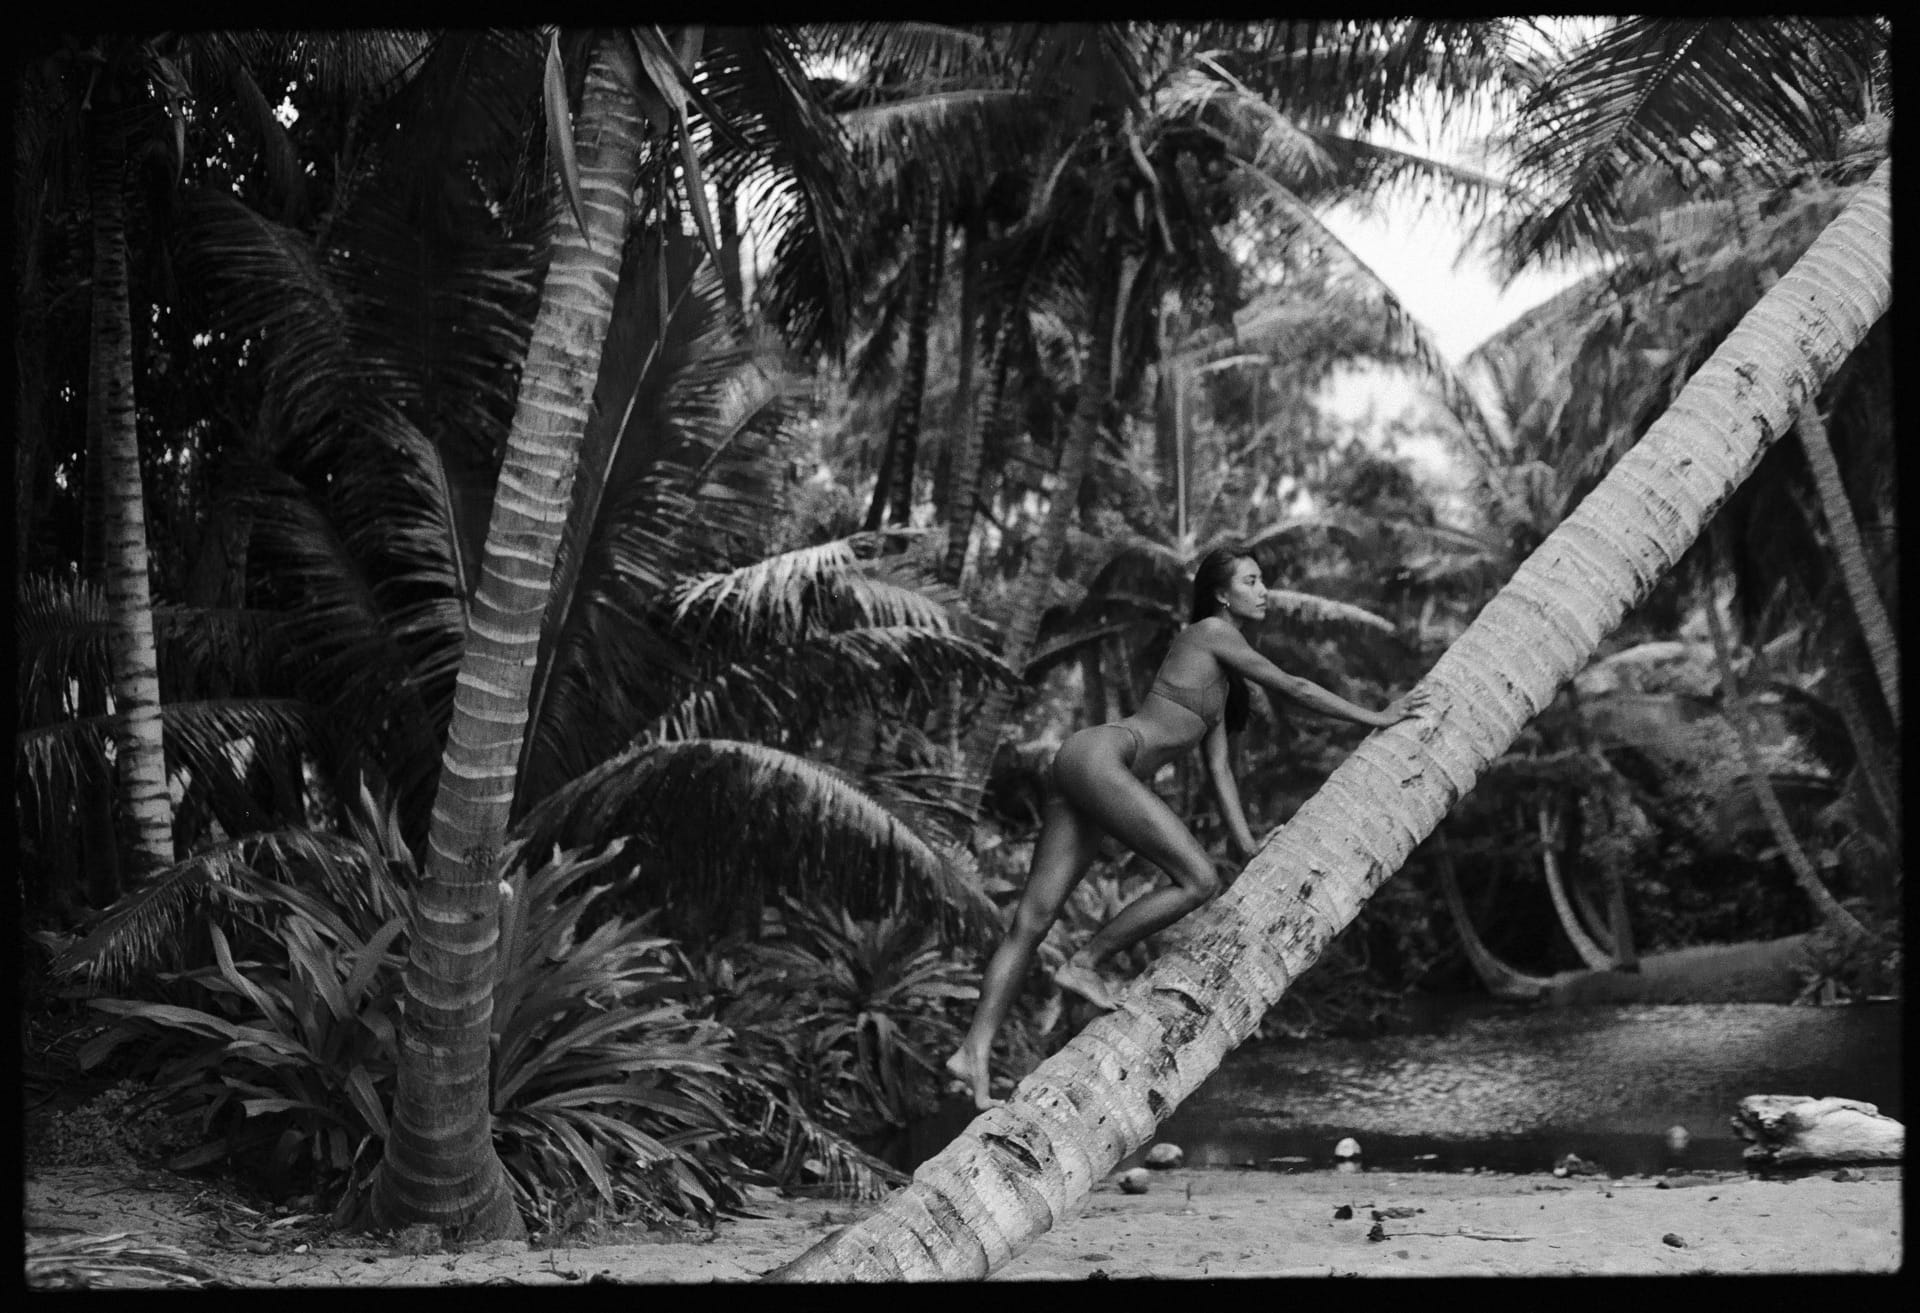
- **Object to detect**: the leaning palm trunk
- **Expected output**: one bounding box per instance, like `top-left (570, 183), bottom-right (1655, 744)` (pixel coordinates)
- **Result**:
top-left (1795, 407), bottom-right (1899, 727)
top-left (1433, 832), bottom-right (1550, 1000)
top-left (769, 160), bottom-right (1891, 1282)
top-left (372, 35), bottom-right (647, 1237)
top-left (955, 252), bottom-right (1124, 805)
top-left (1537, 798), bottom-right (1614, 970)
top-left (1701, 588), bottom-right (1868, 941)
top-left (88, 106), bottom-right (174, 881)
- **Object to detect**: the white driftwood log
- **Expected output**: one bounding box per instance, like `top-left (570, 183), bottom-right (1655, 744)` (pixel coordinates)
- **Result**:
top-left (1731, 1095), bottom-right (1904, 1167)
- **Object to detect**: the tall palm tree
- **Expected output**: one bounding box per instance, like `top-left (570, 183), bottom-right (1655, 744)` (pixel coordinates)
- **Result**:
top-left (767, 158), bottom-right (1889, 1283)
top-left (367, 28), bottom-right (660, 1238)
top-left (82, 88), bottom-right (175, 884)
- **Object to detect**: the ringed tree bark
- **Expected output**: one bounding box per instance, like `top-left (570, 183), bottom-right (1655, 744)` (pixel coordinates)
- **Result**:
top-left (88, 101), bottom-right (176, 885)
top-left (769, 158), bottom-right (1891, 1282)
top-left (370, 33), bottom-right (649, 1237)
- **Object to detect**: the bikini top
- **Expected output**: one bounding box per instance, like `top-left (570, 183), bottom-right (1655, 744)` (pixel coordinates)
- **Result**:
top-left (1147, 670), bottom-right (1227, 730)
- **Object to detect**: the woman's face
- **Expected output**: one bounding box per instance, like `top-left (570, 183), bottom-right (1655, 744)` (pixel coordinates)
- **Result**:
top-left (1216, 557), bottom-right (1268, 622)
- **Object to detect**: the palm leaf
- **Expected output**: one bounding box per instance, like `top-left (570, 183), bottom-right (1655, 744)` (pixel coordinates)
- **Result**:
top-left (50, 828), bottom-right (396, 988)
top-left (1263, 588), bottom-right (1395, 635)
top-left (1496, 17), bottom-right (1886, 268)
top-left (513, 738), bottom-right (999, 946)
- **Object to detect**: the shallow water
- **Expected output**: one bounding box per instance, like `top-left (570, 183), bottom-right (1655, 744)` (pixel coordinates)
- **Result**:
top-left (896, 1001), bottom-right (1903, 1177)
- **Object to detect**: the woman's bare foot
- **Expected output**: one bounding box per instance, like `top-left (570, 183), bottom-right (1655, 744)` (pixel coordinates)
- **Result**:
top-left (944, 1045), bottom-right (1000, 1110)
top-left (1053, 958), bottom-right (1117, 1011)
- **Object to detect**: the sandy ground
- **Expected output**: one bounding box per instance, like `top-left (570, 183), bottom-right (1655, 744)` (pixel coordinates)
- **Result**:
top-left (22, 1161), bottom-right (1903, 1283)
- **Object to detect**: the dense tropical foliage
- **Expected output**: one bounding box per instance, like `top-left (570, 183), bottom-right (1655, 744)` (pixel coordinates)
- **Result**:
top-left (18, 18), bottom-right (1894, 1245)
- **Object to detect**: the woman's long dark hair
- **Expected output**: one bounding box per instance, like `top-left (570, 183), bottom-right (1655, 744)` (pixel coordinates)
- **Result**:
top-left (1190, 545), bottom-right (1254, 733)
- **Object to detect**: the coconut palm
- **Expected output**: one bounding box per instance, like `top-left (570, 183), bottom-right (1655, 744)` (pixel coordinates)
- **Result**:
top-left (948, 27), bottom-right (1514, 806)
top-left (766, 157), bottom-right (1889, 1283)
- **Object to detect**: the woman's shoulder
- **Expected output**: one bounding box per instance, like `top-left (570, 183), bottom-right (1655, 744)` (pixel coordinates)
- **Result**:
top-left (1184, 616), bottom-right (1246, 647)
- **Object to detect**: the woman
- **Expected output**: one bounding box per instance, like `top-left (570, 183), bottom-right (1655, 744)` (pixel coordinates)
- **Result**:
top-left (945, 546), bottom-right (1429, 1108)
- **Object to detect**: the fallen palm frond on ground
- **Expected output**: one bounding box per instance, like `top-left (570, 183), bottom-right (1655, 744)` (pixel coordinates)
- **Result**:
top-left (23, 1230), bottom-right (220, 1289)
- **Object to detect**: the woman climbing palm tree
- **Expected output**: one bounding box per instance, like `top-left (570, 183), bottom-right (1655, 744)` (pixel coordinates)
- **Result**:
top-left (946, 545), bottom-right (1429, 1107)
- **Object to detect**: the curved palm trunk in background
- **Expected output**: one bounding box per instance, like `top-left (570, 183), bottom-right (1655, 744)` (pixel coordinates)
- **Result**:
top-left (1537, 798), bottom-right (1614, 970)
top-left (1701, 587), bottom-right (1868, 941)
top-left (1795, 406), bottom-right (1899, 727)
top-left (956, 253), bottom-right (1123, 805)
top-left (769, 160), bottom-right (1890, 1282)
top-left (88, 106), bottom-right (175, 883)
top-left (373, 35), bottom-right (647, 1237)
top-left (1432, 832), bottom-right (1550, 1000)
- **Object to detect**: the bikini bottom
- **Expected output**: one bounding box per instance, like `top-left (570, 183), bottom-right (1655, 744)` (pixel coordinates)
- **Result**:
top-left (1046, 723), bottom-right (1151, 808)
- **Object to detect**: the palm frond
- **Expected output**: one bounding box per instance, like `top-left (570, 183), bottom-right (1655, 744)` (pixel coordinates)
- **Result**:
top-left (1496, 16), bottom-right (1886, 269)
top-left (705, 25), bottom-right (860, 360)
top-left (49, 827), bottom-right (393, 988)
top-left (512, 739), bottom-right (999, 947)
top-left (1263, 588), bottom-right (1396, 636)
top-left (648, 626), bottom-right (1011, 746)
top-left (24, 1232), bottom-right (217, 1290)
top-left (671, 534), bottom-right (960, 646)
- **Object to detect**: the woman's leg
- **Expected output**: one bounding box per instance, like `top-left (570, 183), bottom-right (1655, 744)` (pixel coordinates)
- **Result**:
top-left (946, 792), bottom-right (1105, 1109)
top-left (1058, 756), bottom-right (1220, 973)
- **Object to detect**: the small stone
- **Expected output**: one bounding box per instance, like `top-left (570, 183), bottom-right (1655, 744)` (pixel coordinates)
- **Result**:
top-left (1118, 1168), bottom-right (1151, 1195)
top-left (1144, 1142), bottom-right (1184, 1169)
top-left (1366, 1222), bottom-right (1386, 1242)
top-left (1662, 1233), bottom-right (1687, 1249)
top-left (1333, 1205), bottom-right (1353, 1220)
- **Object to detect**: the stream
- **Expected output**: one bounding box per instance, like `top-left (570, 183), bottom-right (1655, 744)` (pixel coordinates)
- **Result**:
top-left (894, 1000), bottom-right (1903, 1178)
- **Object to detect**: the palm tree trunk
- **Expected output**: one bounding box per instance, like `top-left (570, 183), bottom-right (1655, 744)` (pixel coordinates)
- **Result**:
top-left (941, 296), bottom-right (1019, 585)
top-left (1796, 406), bottom-right (1898, 726)
top-left (867, 178), bottom-right (944, 530)
top-left (1431, 832), bottom-right (1550, 1000)
top-left (766, 160), bottom-right (1890, 1283)
top-left (932, 219), bottom-right (978, 520)
top-left (373, 33), bottom-right (648, 1240)
top-left (88, 104), bottom-right (175, 883)
top-left (1822, 659), bottom-right (1901, 846)
top-left (1701, 586), bottom-right (1868, 941)
top-left (717, 174), bottom-right (745, 323)
top-left (956, 252), bottom-right (1124, 806)
top-left (1569, 867), bottom-right (1615, 955)
top-left (1537, 796), bottom-right (1613, 970)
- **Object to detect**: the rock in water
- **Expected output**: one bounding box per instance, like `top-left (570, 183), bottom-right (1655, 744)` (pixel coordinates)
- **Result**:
top-left (1144, 1142), bottom-right (1184, 1170)
top-left (1665, 1124), bottom-right (1692, 1154)
top-left (1117, 1168), bottom-right (1151, 1195)
top-left (1333, 1137), bottom-right (1362, 1161)
top-left (1732, 1095), bottom-right (1904, 1168)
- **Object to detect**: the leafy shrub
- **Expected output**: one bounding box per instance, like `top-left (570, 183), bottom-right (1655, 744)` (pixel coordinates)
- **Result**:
top-left (69, 833), bottom-right (920, 1227)
top-left (486, 841), bottom-right (748, 1229)
top-left (735, 898), bottom-right (978, 1138)
top-left (75, 866), bottom-right (409, 1213)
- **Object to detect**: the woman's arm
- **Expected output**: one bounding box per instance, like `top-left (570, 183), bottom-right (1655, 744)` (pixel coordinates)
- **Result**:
top-left (1201, 619), bottom-right (1424, 729)
top-left (1201, 720), bottom-right (1258, 862)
